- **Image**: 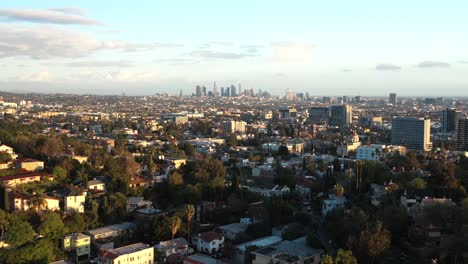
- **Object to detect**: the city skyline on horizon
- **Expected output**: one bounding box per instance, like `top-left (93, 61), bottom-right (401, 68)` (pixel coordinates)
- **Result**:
top-left (0, 1), bottom-right (467, 96)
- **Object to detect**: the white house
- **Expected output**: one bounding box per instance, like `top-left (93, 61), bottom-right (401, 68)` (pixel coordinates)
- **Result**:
top-left (11, 192), bottom-right (60, 212)
top-left (191, 232), bottom-right (224, 254)
top-left (357, 144), bottom-right (407, 161)
top-left (0, 144), bottom-right (18, 159)
top-left (100, 243), bottom-right (153, 264)
top-left (64, 188), bottom-right (87, 213)
top-left (87, 179), bottom-right (106, 192)
top-left (321, 195), bottom-right (347, 215)
top-left (155, 238), bottom-right (189, 258)
top-left (126, 197), bottom-right (152, 212)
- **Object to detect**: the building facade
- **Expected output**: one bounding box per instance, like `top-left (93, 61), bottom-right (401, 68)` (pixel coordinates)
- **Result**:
top-left (391, 117), bottom-right (432, 151)
top-left (458, 119), bottom-right (468, 151)
top-left (330, 104), bottom-right (352, 127)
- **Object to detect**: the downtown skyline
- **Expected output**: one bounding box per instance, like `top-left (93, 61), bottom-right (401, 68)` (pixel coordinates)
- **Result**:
top-left (0, 1), bottom-right (467, 96)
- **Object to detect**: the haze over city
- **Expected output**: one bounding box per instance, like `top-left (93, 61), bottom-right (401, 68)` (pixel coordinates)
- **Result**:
top-left (1, 1), bottom-right (467, 96)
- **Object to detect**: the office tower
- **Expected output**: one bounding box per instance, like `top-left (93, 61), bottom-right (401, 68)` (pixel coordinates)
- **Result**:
top-left (389, 93), bottom-right (397, 105)
top-left (391, 117), bottom-right (432, 151)
top-left (342, 96), bottom-right (349, 104)
top-left (457, 119), bottom-right (468, 151)
top-left (309, 107), bottom-right (330, 125)
top-left (221, 87), bottom-right (225, 97)
top-left (226, 87), bottom-right (231, 97)
top-left (213, 82), bottom-right (218, 97)
top-left (442, 108), bottom-right (462, 133)
top-left (330, 104), bottom-right (352, 127)
top-left (202, 86), bottom-right (207, 97)
top-left (354, 96), bottom-right (361, 104)
top-left (179, 90), bottom-right (183, 97)
top-left (221, 120), bottom-right (247, 133)
top-left (278, 106), bottom-right (297, 120)
top-left (195, 85), bottom-right (202, 97)
top-left (230, 85), bottom-right (236, 97)
top-left (285, 89), bottom-right (296, 100)
top-left (322, 97), bottom-right (331, 104)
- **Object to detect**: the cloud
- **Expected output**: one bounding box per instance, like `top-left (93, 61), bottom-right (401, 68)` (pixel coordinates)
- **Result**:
top-left (190, 50), bottom-right (254, 59)
top-left (341, 68), bottom-right (352, 72)
top-left (0, 25), bottom-right (180, 59)
top-left (240, 45), bottom-right (263, 54)
top-left (271, 41), bottom-right (313, 61)
top-left (14, 70), bottom-right (53, 82)
top-left (457, 60), bottom-right (468, 64)
top-left (0, 8), bottom-right (100, 25)
top-left (69, 70), bottom-right (155, 82)
top-left (66, 60), bottom-right (135, 68)
top-left (417, 61), bottom-right (450, 68)
top-left (376, 63), bottom-right (402, 71)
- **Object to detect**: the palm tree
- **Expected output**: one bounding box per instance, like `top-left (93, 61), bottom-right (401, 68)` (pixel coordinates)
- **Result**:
top-left (31, 194), bottom-right (47, 212)
top-left (170, 216), bottom-right (181, 242)
top-left (185, 205), bottom-right (195, 242)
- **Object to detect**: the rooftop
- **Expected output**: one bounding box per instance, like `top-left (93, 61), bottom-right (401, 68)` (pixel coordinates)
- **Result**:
top-left (102, 243), bottom-right (151, 259)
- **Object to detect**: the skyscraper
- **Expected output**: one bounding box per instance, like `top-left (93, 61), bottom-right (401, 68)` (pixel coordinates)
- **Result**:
top-left (457, 119), bottom-right (468, 151)
top-left (391, 117), bottom-right (432, 151)
top-left (230, 85), bottom-right (236, 97)
top-left (330, 104), bottom-right (352, 127)
top-left (202, 86), bottom-right (207, 97)
top-left (213, 82), bottom-right (218, 97)
top-left (309, 107), bottom-right (330, 125)
top-left (389, 93), bottom-right (397, 105)
top-left (442, 108), bottom-right (461, 133)
top-left (195, 85), bottom-right (202, 97)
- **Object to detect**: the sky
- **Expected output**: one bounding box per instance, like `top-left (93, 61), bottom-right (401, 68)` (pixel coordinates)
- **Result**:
top-left (0, 0), bottom-right (467, 96)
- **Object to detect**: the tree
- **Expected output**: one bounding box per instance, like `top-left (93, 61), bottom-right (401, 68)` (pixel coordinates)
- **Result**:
top-left (333, 184), bottom-right (345, 197)
top-left (39, 211), bottom-right (67, 240)
top-left (52, 166), bottom-right (68, 186)
top-left (321, 255), bottom-right (334, 264)
top-left (0, 153), bottom-right (12, 163)
top-left (170, 216), bottom-right (182, 241)
top-left (350, 221), bottom-right (391, 263)
top-left (185, 204), bottom-right (195, 242)
top-left (64, 210), bottom-right (87, 233)
top-left (407, 177), bottom-right (427, 190)
top-left (0, 209), bottom-right (10, 244)
top-left (31, 194), bottom-right (47, 212)
top-left (169, 171), bottom-right (184, 187)
top-left (6, 219), bottom-right (34, 247)
top-left (336, 249), bottom-right (358, 264)
top-left (278, 145), bottom-right (290, 158)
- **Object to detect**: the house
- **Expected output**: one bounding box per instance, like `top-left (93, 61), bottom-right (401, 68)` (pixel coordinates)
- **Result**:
top-left (64, 187), bottom-right (87, 213)
top-left (126, 196), bottom-right (152, 212)
top-left (14, 158), bottom-right (44, 171)
top-left (155, 238), bottom-right (190, 259)
top-left (250, 237), bottom-right (323, 264)
top-left (11, 192), bottom-right (60, 211)
top-left (0, 144), bottom-right (18, 159)
top-left (87, 178), bottom-right (106, 192)
top-left (243, 185), bottom-right (290, 197)
top-left (0, 171), bottom-right (47, 188)
top-left (165, 157), bottom-right (186, 169)
top-left (216, 223), bottom-right (248, 241)
top-left (321, 195), bottom-right (347, 215)
top-left (84, 222), bottom-right (136, 244)
top-left (128, 176), bottom-right (153, 189)
top-left (233, 235), bottom-right (283, 264)
top-left (183, 254), bottom-right (230, 264)
top-left (63, 233), bottom-right (91, 258)
top-left (191, 231), bottom-right (224, 254)
top-left (100, 243), bottom-right (154, 264)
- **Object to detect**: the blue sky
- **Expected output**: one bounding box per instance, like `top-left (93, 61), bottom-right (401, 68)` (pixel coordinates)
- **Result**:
top-left (0, 1), bottom-right (467, 96)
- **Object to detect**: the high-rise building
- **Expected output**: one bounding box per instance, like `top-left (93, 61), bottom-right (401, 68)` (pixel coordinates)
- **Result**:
top-left (221, 87), bottom-right (225, 97)
top-left (330, 104), bottom-right (352, 127)
top-left (230, 85), bottom-right (236, 97)
top-left (213, 82), bottom-right (218, 97)
top-left (195, 85), bottom-right (202, 97)
top-left (278, 106), bottom-right (297, 120)
top-left (202, 86), bottom-right (207, 97)
top-left (342, 96), bottom-right (349, 104)
top-left (226, 87), bottom-right (231, 97)
top-left (221, 120), bottom-right (247, 133)
top-left (285, 89), bottom-right (296, 100)
top-left (309, 107), bottom-right (330, 125)
top-left (457, 119), bottom-right (468, 151)
top-left (442, 108), bottom-right (461, 133)
top-left (391, 117), bottom-right (432, 151)
top-left (389, 93), bottom-right (397, 105)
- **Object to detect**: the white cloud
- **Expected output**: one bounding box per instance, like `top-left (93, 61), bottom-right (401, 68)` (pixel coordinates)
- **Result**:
top-left (417, 61), bottom-right (450, 68)
top-left (0, 8), bottom-right (100, 25)
top-left (0, 25), bottom-right (180, 59)
top-left (66, 60), bottom-right (135, 68)
top-left (271, 41), bottom-right (313, 61)
top-left (190, 50), bottom-right (254, 59)
top-left (69, 70), bottom-right (155, 82)
top-left (14, 70), bottom-right (53, 82)
top-left (376, 63), bottom-right (402, 71)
